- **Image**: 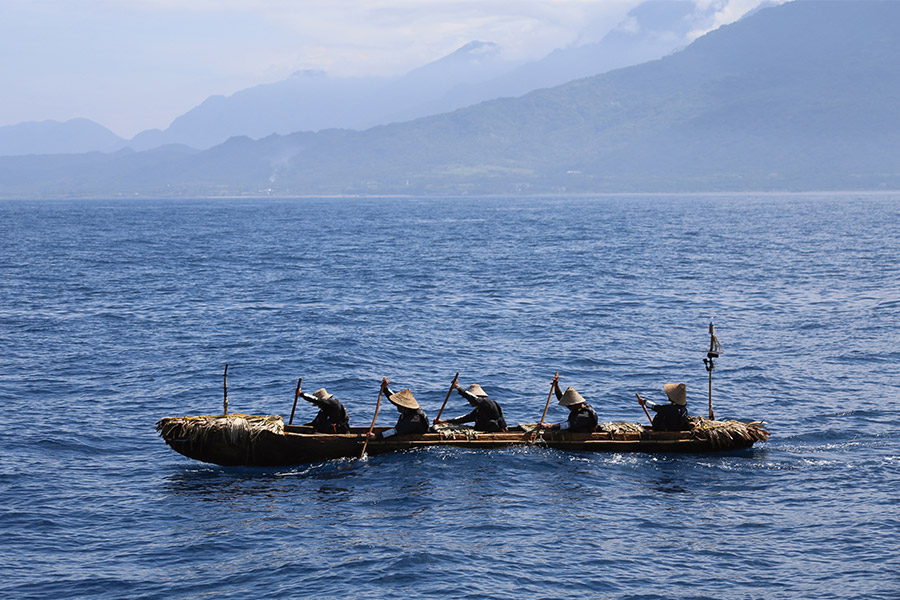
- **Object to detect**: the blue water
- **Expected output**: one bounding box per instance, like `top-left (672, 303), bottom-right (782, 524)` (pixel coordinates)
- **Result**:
top-left (1, 194), bottom-right (898, 600)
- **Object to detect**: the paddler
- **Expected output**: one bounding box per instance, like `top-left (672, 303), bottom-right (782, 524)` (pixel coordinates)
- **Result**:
top-left (298, 386), bottom-right (350, 433)
top-left (433, 380), bottom-right (507, 432)
top-left (638, 382), bottom-right (690, 431)
top-left (538, 373), bottom-right (598, 433)
top-left (366, 377), bottom-right (429, 439)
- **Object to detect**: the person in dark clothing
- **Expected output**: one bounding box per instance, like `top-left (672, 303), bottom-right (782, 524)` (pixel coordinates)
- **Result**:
top-left (638, 382), bottom-right (690, 431)
top-left (367, 377), bottom-right (429, 440)
top-left (433, 381), bottom-right (507, 432)
top-left (298, 387), bottom-right (350, 433)
top-left (299, 388), bottom-right (350, 433)
top-left (539, 373), bottom-right (598, 433)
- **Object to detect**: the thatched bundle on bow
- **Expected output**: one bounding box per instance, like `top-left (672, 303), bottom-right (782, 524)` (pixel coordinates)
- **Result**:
top-left (156, 413), bottom-right (284, 447)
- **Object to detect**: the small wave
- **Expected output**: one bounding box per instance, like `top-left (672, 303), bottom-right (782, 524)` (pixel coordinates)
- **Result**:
top-left (31, 436), bottom-right (120, 456)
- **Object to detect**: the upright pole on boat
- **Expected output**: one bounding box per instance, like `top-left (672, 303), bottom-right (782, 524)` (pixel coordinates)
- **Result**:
top-left (223, 364), bottom-right (229, 416)
top-left (702, 320), bottom-right (721, 420)
top-left (360, 379), bottom-right (386, 458)
top-left (434, 372), bottom-right (459, 423)
top-left (288, 377), bottom-right (302, 425)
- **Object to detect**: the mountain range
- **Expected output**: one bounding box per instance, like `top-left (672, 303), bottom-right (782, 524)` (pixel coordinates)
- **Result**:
top-left (0, 0), bottom-right (728, 156)
top-left (0, 118), bottom-right (123, 156)
top-left (1, 0), bottom-right (898, 197)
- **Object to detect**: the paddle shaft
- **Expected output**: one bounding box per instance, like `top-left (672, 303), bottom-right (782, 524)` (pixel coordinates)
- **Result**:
top-left (635, 393), bottom-right (653, 426)
top-left (531, 375), bottom-right (557, 441)
top-left (538, 383), bottom-right (555, 426)
top-left (288, 377), bottom-right (302, 425)
top-left (434, 372), bottom-right (459, 422)
top-left (359, 386), bottom-right (384, 458)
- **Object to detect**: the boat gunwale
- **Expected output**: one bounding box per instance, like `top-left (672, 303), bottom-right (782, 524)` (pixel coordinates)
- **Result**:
top-left (159, 420), bottom-right (762, 466)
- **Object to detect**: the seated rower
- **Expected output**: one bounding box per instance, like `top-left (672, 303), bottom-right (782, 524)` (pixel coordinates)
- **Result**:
top-left (638, 382), bottom-right (690, 431)
top-left (539, 373), bottom-right (598, 433)
top-left (367, 377), bottom-right (429, 440)
top-left (298, 386), bottom-right (350, 434)
top-left (433, 380), bottom-right (507, 432)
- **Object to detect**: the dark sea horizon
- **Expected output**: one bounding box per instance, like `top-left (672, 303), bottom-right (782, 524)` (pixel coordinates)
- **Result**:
top-left (1, 193), bottom-right (898, 599)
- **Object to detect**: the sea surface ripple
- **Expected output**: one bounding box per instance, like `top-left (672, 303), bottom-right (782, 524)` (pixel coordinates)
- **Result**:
top-left (1, 194), bottom-right (898, 599)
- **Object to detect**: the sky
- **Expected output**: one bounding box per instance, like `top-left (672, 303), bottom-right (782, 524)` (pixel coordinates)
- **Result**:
top-left (1, 0), bottom-right (780, 138)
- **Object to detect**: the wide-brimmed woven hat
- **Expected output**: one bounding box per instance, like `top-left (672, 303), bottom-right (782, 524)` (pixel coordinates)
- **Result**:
top-left (307, 388), bottom-right (334, 402)
top-left (558, 387), bottom-right (586, 406)
top-left (664, 382), bottom-right (687, 406)
top-left (466, 384), bottom-right (488, 397)
top-left (388, 389), bottom-right (419, 410)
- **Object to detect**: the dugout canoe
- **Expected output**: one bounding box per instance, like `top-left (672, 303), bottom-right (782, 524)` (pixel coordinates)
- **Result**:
top-left (156, 413), bottom-right (770, 467)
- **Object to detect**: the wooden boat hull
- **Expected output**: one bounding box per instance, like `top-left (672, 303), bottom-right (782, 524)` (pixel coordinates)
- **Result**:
top-left (158, 422), bottom-right (764, 467)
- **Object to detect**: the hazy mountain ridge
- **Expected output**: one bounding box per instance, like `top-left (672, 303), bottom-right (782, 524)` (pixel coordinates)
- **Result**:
top-left (0, 1), bottom-right (721, 156)
top-left (125, 41), bottom-right (523, 152)
top-left (2, 1), bottom-right (897, 196)
top-left (0, 118), bottom-right (124, 157)
top-left (135, 1), bottom-right (721, 151)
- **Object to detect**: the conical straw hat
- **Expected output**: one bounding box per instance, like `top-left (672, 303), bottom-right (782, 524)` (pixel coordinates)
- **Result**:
top-left (466, 384), bottom-right (488, 397)
top-left (388, 388), bottom-right (419, 409)
top-left (558, 387), bottom-right (585, 406)
top-left (309, 388), bottom-right (334, 401)
top-left (664, 382), bottom-right (687, 406)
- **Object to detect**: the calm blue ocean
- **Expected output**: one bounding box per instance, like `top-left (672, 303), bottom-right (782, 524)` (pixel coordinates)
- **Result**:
top-left (1, 194), bottom-right (898, 600)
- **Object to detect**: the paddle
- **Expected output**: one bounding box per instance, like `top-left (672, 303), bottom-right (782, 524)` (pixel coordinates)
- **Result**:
top-left (359, 379), bottom-right (387, 459)
top-left (635, 393), bottom-right (653, 426)
top-left (433, 372), bottom-right (459, 424)
top-left (531, 372), bottom-right (558, 441)
top-left (288, 377), bottom-right (302, 425)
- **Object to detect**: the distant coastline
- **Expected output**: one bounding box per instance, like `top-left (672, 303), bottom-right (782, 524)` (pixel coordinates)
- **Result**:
top-left (4, 189), bottom-right (900, 202)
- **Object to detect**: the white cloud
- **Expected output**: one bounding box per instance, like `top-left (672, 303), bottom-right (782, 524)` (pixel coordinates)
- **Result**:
top-left (616, 15), bottom-right (642, 35)
top-left (688, 0), bottom-right (792, 42)
top-left (57, 1), bottom-right (645, 75)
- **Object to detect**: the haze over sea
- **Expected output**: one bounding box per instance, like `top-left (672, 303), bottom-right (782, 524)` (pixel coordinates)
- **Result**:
top-left (1, 194), bottom-right (898, 600)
